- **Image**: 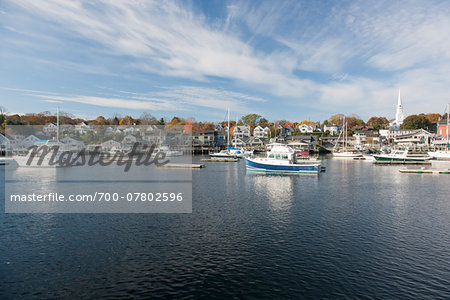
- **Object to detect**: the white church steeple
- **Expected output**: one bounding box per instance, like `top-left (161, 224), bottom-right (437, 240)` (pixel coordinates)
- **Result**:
top-left (395, 89), bottom-right (404, 126)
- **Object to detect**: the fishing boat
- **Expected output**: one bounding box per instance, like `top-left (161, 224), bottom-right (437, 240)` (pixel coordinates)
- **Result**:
top-left (373, 149), bottom-right (431, 162)
top-left (332, 116), bottom-right (362, 158)
top-left (428, 103), bottom-right (450, 160)
top-left (245, 145), bottom-right (323, 174)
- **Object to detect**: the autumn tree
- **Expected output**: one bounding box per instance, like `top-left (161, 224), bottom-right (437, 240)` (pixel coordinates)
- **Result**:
top-left (328, 114), bottom-right (344, 125)
top-left (401, 114), bottom-right (431, 130)
top-left (92, 116), bottom-right (109, 125)
top-left (139, 112), bottom-right (158, 125)
top-left (366, 116), bottom-right (389, 130)
top-left (119, 115), bottom-right (135, 125)
top-left (425, 113), bottom-right (441, 123)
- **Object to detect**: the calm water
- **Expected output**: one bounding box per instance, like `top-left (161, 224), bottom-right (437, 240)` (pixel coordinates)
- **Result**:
top-left (1, 157), bottom-right (449, 298)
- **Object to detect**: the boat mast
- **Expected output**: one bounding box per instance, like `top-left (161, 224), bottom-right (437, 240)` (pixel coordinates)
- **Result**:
top-left (343, 115), bottom-right (346, 150)
top-left (227, 107), bottom-right (230, 150)
top-left (56, 106), bottom-right (60, 142)
top-left (447, 103), bottom-right (449, 151)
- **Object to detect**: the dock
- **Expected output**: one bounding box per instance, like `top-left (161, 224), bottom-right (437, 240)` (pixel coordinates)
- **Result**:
top-left (200, 158), bottom-right (239, 162)
top-left (374, 161), bottom-right (432, 165)
top-left (158, 163), bottom-right (205, 168)
top-left (399, 169), bottom-right (450, 174)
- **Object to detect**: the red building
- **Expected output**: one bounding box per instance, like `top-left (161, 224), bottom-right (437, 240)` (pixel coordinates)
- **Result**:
top-left (436, 120), bottom-right (448, 138)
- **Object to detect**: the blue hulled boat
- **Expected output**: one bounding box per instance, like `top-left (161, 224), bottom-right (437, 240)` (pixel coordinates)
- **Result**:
top-left (245, 145), bottom-right (323, 174)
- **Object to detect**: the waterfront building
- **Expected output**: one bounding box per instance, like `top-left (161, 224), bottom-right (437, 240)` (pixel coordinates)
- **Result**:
top-left (298, 124), bottom-right (314, 133)
top-left (253, 126), bottom-right (270, 139)
top-left (233, 125), bottom-right (251, 139)
top-left (436, 119), bottom-right (448, 138)
top-left (101, 139), bottom-right (122, 152)
top-left (74, 122), bottom-right (93, 134)
top-left (393, 129), bottom-right (433, 147)
top-left (43, 122), bottom-right (58, 134)
top-left (60, 136), bottom-right (85, 151)
top-left (323, 124), bottom-right (342, 135)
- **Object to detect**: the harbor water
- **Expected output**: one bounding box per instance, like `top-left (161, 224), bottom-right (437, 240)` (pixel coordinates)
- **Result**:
top-left (1, 157), bottom-right (449, 298)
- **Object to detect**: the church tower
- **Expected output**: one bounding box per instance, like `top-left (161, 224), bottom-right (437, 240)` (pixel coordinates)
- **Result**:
top-left (395, 89), bottom-right (404, 126)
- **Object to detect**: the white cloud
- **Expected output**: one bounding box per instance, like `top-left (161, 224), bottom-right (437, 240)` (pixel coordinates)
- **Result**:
top-left (3, 0), bottom-right (450, 120)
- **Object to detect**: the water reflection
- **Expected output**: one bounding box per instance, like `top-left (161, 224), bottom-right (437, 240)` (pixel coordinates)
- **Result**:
top-left (249, 174), bottom-right (296, 212)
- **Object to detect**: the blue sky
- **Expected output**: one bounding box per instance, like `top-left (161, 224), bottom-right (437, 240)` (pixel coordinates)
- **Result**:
top-left (1, 0), bottom-right (450, 122)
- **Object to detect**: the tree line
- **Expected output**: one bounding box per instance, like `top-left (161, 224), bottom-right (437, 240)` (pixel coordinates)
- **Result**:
top-left (0, 105), bottom-right (446, 134)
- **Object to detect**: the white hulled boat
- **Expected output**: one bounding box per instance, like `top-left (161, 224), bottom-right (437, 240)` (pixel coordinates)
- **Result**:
top-left (332, 116), bottom-right (362, 158)
top-left (245, 145), bottom-right (323, 174)
top-left (373, 149), bottom-right (431, 162)
top-left (210, 108), bottom-right (245, 159)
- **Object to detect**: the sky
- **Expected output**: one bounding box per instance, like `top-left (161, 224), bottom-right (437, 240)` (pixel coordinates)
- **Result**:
top-left (1, 0), bottom-right (450, 122)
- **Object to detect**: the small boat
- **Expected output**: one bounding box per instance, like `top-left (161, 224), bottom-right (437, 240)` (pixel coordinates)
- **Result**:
top-left (427, 150), bottom-right (450, 160)
top-left (156, 145), bottom-right (183, 157)
top-left (333, 150), bottom-right (363, 158)
top-left (13, 140), bottom-right (67, 168)
top-left (373, 150), bottom-right (431, 162)
top-left (245, 145), bottom-right (323, 174)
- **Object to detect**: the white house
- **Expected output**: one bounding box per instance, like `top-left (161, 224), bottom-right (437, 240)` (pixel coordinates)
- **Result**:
top-left (233, 125), bottom-right (251, 138)
top-left (20, 135), bottom-right (41, 149)
top-left (323, 124), bottom-right (342, 135)
top-left (298, 124), bottom-right (314, 134)
top-left (253, 126), bottom-right (270, 139)
top-left (101, 140), bottom-right (122, 152)
top-left (232, 136), bottom-right (249, 148)
top-left (43, 122), bottom-right (58, 134)
top-left (121, 134), bottom-right (140, 151)
top-left (60, 136), bottom-right (85, 151)
top-left (75, 122), bottom-right (93, 134)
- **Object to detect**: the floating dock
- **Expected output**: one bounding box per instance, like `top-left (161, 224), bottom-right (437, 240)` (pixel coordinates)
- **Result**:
top-left (374, 161), bottom-right (432, 165)
top-left (158, 163), bottom-right (205, 168)
top-left (200, 158), bottom-right (239, 162)
top-left (399, 169), bottom-right (450, 174)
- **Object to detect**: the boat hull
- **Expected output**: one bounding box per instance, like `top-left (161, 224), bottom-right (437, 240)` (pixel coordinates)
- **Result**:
top-left (427, 151), bottom-right (450, 160)
top-left (245, 158), bottom-right (321, 174)
top-left (333, 152), bottom-right (363, 158)
top-left (373, 155), bottom-right (430, 162)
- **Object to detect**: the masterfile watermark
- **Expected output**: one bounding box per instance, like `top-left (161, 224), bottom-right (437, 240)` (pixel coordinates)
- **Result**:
top-left (23, 143), bottom-right (170, 171)
top-left (4, 125), bottom-right (192, 213)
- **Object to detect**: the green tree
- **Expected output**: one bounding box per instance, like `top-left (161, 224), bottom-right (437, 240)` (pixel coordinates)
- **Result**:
top-left (401, 114), bottom-right (431, 130)
top-left (240, 114), bottom-right (262, 130)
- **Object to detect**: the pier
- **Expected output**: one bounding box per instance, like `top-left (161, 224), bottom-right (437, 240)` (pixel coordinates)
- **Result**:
top-left (374, 161), bottom-right (432, 165)
top-left (158, 163), bottom-right (205, 168)
top-left (399, 169), bottom-right (450, 174)
top-left (200, 158), bottom-right (239, 162)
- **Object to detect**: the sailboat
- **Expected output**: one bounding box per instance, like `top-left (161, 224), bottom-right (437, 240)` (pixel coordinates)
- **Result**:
top-left (332, 116), bottom-right (362, 158)
top-left (210, 108), bottom-right (245, 159)
top-left (428, 103), bottom-right (450, 160)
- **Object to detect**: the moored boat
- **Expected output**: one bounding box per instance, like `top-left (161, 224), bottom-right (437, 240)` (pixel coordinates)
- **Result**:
top-left (373, 150), bottom-right (431, 162)
top-left (245, 145), bottom-right (323, 174)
